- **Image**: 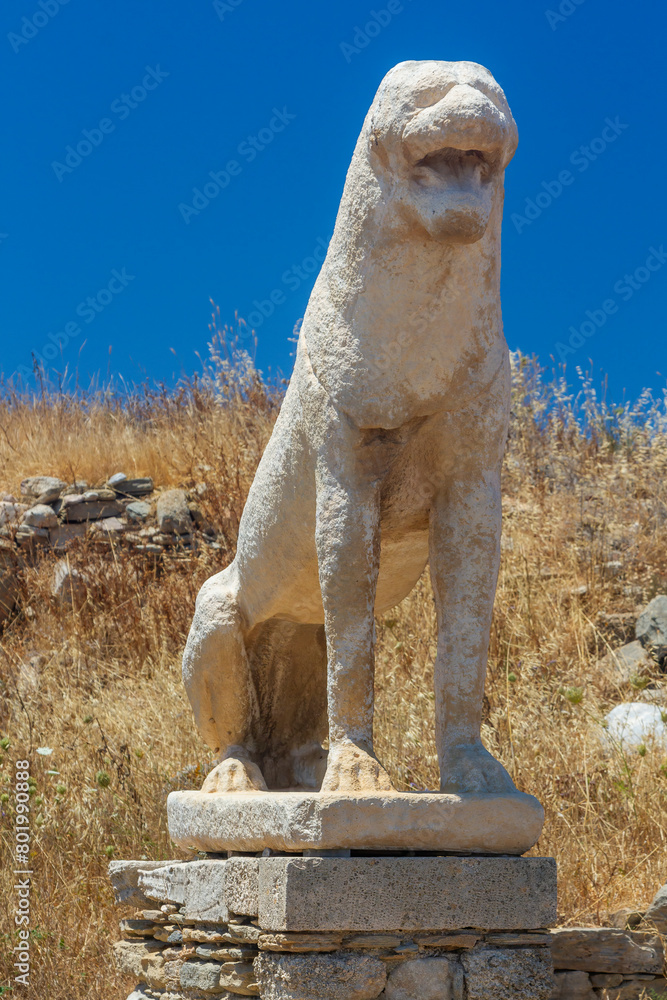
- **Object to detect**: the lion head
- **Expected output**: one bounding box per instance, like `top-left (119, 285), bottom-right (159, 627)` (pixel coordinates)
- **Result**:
top-left (366, 60), bottom-right (518, 245)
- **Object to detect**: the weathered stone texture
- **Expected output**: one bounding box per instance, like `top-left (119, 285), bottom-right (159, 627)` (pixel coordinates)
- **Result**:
top-left (257, 856), bottom-right (557, 932)
top-left (258, 932), bottom-right (342, 953)
top-left (643, 883), bottom-right (667, 933)
top-left (551, 970), bottom-right (594, 999)
top-left (590, 973), bottom-right (624, 987)
top-left (136, 860), bottom-right (230, 923)
top-left (225, 857), bottom-right (260, 916)
top-left (157, 489), bottom-right (193, 534)
top-left (167, 789), bottom-right (544, 855)
top-left (182, 860), bottom-right (230, 923)
top-left (125, 987), bottom-right (154, 1000)
top-left (51, 559), bottom-right (87, 606)
top-left (179, 959), bottom-right (225, 992)
top-left (383, 956), bottom-right (464, 999)
top-left (461, 946), bottom-right (554, 1000)
top-left (254, 952), bottom-right (387, 1000)
top-left (114, 940), bottom-right (167, 988)
top-left (636, 594), bottom-right (667, 647)
top-left (22, 503), bottom-right (58, 528)
top-left (63, 498), bottom-right (124, 522)
top-left (108, 859), bottom-right (174, 906)
top-left (139, 862), bottom-right (190, 905)
top-left (218, 960), bottom-right (259, 995)
top-left (20, 476), bottom-right (66, 499)
top-left (604, 979), bottom-right (667, 1000)
top-left (550, 928), bottom-right (663, 974)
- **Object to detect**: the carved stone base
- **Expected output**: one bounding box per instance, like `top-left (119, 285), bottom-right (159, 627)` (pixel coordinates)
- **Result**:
top-left (166, 789), bottom-right (544, 855)
top-left (110, 853), bottom-right (557, 1000)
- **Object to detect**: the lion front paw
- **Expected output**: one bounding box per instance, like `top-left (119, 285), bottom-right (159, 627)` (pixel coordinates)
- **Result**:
top-left (320, 741), bottom-right (395, 793)
top-left (201, 754), bottom-right (268, 793)
top-left (439, 741), bottom-right (516, 794)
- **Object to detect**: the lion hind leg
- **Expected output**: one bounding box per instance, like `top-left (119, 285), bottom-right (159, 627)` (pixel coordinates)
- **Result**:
top-left (182, 582), bottom-right (268, 792)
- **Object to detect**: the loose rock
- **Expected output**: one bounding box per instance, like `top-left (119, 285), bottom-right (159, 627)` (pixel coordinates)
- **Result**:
top-left (590, 974), bottom-right (624, 987)
top-left (113, 940), bottom-right (167, 988)
top-left (602, 704), bottom-right (667, 751)
top-left (605, 641), bottom-right (653, 685)
top-left (108, 860), bottom-right (175, 907)
top-left (52, 560), bottom-right (87, 607)
top-left (20, 476), bottom-right (66, 499)
top-left (636, 595), bottom-right (667, 649)
top-left (642, 883), bottom-right (667, 933)
top-left (16, 524), bottom-right (50, 548)
top-left (120, 919), bottom-right (160, 938)
top-left (62, 499), bottom-right (124, 523)
top-left (34, 486), bottom-right (63, 504)
top-left (195, 943), bottom-right (256, 962)
top-left (258, 932), bottom-right (342, 953)
top-left (157, 489), bottom-right (193, 535)
top-left (604, 979), bottom-right (667, 1000)
top-left (22, 504), bottom-right (58, 529)
top-left (127, 500), bottom-right (152, 522)
top-left (49, 523), bottom-right (87, 550)
top-left (90, 516), bottom-right (125, 535)
top-left (0, 500), bottom-right (25, 525)
top-left (118, 477), bottom-right (154, 497)
top-left (608, 909), bottom-right (644, 930)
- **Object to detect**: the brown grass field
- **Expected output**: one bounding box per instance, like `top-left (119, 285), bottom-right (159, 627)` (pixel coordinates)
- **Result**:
top-left (1, 332), bottom-right (667, 998)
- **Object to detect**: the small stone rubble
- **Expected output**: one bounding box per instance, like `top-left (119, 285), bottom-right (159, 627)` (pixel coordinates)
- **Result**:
top-left (549, 880), bottom-right (667, 998)
top-left (603, 595), bottom-right (667, 685)
top-left (0, 473), bottom-right (221, 623)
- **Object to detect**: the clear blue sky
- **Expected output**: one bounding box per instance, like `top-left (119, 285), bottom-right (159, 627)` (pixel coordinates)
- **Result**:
top-left (2, 0), bottom-right (665, 401)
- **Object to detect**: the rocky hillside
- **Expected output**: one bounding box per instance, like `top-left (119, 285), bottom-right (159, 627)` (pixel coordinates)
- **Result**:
top-left (1, 474), bottom-right (221, 617)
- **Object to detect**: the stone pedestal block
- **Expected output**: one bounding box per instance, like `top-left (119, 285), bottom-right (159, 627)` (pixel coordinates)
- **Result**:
top-left (257, 856), bottom-right (557, 932)
top-left (167, 790), bottom-right (544, 855)
top-left (111, 854), bottom-right (557, 1000)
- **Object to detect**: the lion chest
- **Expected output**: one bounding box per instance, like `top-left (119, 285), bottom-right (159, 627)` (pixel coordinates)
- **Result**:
top-left (304, 263), bottom-right (505, 428)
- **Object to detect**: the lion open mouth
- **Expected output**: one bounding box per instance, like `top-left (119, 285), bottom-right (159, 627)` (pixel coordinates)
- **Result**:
top-left (412, 146), bottom-right (497, 188)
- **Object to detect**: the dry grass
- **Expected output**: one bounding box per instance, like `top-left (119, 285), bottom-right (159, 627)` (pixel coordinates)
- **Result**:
top-left (1, 343), bottom-right (667, 998)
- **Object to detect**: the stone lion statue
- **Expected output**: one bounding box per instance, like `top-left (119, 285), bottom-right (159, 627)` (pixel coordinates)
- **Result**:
top-left (183, 60), bottom-right (519, 796)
